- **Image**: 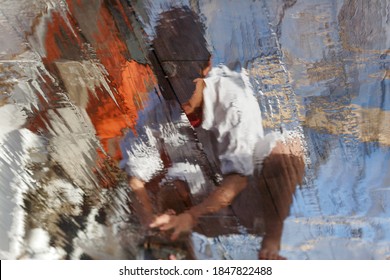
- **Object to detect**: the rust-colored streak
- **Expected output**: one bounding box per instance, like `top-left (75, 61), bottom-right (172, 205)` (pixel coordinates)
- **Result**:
top-left (111, 0), bottom-right (134, 32)
top-left (43, 13), bottom-right (65, 62)
top-left (85, 2), bottom-right (156, 159)
top-left (94, 3), bottom-right (129, 81)
top-left (43, 11), bottom-right (83, 66)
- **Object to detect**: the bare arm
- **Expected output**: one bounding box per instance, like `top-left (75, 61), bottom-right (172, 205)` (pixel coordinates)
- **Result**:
top-left (187, 174), bottom-right (247, 220)
top-left (182, 78), bottom-right (205, 115)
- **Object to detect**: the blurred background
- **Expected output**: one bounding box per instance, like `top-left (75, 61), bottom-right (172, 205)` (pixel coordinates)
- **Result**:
top-left (0, 0), bottom-right (389, 259)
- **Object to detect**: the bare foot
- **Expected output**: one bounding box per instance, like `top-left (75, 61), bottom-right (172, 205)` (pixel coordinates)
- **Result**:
top-left (258, 236), bottom-right (286, 260)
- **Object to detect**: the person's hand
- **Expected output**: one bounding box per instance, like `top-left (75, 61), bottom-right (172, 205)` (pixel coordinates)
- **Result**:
top-left (193, 78), bottom-right (203, 83)
top-left (149, 212), bottom-right (196, 241)
top-left (182, 102), bottom-right (193, 115)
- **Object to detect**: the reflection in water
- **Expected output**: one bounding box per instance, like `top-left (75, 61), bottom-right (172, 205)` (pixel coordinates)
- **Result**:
top-left (0, 0), bottom-right (389, 259)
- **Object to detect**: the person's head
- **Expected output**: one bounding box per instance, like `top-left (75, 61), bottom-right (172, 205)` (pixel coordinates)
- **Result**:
top-left (153, 7), bottom-right (211, 101)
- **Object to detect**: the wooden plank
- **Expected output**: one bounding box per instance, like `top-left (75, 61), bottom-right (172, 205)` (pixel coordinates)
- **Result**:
top-left (148, 51), bottom-right (177, 100)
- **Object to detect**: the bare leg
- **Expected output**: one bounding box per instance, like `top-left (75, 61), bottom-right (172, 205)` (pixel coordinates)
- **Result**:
top-left (129, 177), bottom-right (155, 227)
top-left (257, 140), bottom-right (305, 260)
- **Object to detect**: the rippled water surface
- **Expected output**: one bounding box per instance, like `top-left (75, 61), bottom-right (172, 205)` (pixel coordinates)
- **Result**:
top-left (0, 0), bottom-right (389, 259)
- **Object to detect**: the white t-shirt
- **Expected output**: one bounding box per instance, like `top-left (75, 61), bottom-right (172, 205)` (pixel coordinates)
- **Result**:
top-left (201, 65), bottom-right (279, 176)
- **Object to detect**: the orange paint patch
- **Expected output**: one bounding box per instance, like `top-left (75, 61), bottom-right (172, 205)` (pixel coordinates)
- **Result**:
top-left (86, 61), bottom-right (156, 160)
top-left (42, 1), bottom-right (156, 161)
top-left (36, 0), bottom-right (158, 187)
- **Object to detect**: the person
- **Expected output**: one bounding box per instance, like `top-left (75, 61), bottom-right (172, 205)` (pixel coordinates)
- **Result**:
top-left (149, 59), bottom-right (305, 259)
